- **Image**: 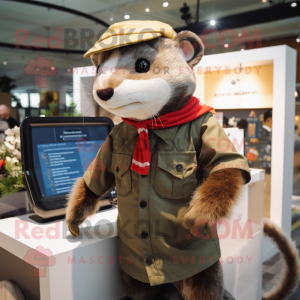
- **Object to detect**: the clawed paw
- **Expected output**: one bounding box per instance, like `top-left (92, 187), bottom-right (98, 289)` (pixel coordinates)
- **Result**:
top-left (66, 219), bottom-right (82, 236)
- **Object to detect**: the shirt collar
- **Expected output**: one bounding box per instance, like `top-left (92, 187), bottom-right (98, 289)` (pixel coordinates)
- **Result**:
top-left (123, 122), bottom-right (138, 145)
top-left (123, 122), bottom-right (179, 145)
top-left (151, 126), bottom-right (179, 144)
top-left (262, 124), bottom-right (272, 132)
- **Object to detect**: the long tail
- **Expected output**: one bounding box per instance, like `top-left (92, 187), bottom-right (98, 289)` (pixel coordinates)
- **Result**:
top-left (262, 218), bottom-right (300, 300)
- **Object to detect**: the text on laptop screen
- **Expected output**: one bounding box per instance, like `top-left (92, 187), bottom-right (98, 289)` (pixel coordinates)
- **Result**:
top-left (31, 126), bottom-right (107, 198)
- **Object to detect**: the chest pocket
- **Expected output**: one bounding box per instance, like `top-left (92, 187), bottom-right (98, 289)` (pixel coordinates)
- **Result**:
top-left (155, 152), bottom-right (198, 199)
top-left (112, 153), bottom-right (132, 196)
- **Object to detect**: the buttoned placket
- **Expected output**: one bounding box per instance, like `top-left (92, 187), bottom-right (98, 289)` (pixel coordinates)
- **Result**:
top-left (138, 130), bottom-right (161, 284)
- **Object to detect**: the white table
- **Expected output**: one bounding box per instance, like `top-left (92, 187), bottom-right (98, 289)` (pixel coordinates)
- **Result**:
top-left (220, 169), bottom-right (265, 300)
top-left (0, 207), bottom-right (126, 300)
top-left (0, 169), bottom-right (265, 300)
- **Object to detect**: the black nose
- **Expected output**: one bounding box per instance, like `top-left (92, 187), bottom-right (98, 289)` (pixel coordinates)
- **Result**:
top-left (96, 88), bottom-right (114, 101)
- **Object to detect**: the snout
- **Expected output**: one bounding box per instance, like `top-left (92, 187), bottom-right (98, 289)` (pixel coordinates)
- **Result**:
top-left (96, 88), bottom-right (114, 101)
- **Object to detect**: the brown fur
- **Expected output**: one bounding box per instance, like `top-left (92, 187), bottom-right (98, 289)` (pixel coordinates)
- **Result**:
top-left (262, 218), bottom-right (300, 300)
top-left (173, 31), bottom-right (204, 68)
top-left (119, 267), bottom-right (163, 300)
top-left (65, 178), bottom-right (101, 236)
top-left (119, 262), bottom-right (223, 300)
top-left (173, 263), bottom-right (224, 300)
top-left (184, 169), bottom-right (244, 236)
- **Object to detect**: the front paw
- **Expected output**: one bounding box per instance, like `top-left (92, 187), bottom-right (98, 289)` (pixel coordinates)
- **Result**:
top-left (183, 206), bottom-right (213, 238)
top-left (66, 218), bottom-right (83, 236)
top-left (65, 178), bottom-right (100, 236)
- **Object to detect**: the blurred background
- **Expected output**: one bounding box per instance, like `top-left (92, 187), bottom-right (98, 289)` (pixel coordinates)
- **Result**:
top-left (0, 0), bottom-right (299, 120)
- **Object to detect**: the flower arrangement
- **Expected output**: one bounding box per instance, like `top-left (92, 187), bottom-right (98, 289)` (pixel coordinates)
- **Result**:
top-left (0, 126), bottom-right (25, 198)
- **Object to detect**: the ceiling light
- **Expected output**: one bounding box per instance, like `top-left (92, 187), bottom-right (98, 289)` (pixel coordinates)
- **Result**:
top-left (297, 38), bottom-right (300, 43)
top-left (3, 61), bottom-right (7, 65)
top-left (295, 91), bottom-right (299, 97)
top-left (296, 116), bottom-right (300, 121)
top-left (124, 14), bottom-right (130, 19)
top-left (210, 20), bottom-right (216, 26)
top-left (145, 8), bottom-right (150, 12)
top-left (262, 0), bottom-right (267, 2)
top-left (163, 2), bottom-right (169, 7)
top-left (110, 17), bottom-right (114, 21)
top-left (291, 2), bottom-right (297, 7)
top-left (224, 44), bottom-right (229, 48)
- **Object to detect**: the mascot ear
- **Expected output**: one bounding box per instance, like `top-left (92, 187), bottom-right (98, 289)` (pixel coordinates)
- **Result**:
top-left (174, 31), bottom-right (204, 68)
top-left (91, 53), bottom-right (101, 67)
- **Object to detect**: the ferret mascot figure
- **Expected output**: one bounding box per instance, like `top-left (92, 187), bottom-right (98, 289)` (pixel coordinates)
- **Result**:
top-left (66, 21), bottom-right (299, 300)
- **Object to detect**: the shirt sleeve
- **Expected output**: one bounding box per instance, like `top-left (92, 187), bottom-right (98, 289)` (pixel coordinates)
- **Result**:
top-left (83, 133), bottom-right (115, 196)
top-left (198, 114), bottom-right (251, 183)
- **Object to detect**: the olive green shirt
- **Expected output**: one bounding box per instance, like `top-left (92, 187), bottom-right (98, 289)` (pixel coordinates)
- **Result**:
top-left (83, 113), bottom-right (250, 286)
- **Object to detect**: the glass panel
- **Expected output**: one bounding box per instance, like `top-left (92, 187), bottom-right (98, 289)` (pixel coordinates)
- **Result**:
top-left (30, 108), bottom-right (40, 116)
top-left (18, 108), bottom-right (26, 124)
top-left (14, 93), bottom-right (29, 108)
top-left (66, 92), bottom-right (73, 107)
top-left (206, 60), bottom-right (274, 220)
top-left (294, 115), bottom-right (300, 196)
top-left (217, 108), bottom-right (273, 218)
top-left (30, 93), bottom-right (40, 108)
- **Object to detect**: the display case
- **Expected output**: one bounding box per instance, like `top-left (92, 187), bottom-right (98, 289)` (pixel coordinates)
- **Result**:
top-left (194, 45), bottom-right (297, 261)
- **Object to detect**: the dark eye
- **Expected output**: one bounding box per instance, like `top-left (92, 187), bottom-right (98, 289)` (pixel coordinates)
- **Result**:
top-left (135, 59), bottom-right (150, 73)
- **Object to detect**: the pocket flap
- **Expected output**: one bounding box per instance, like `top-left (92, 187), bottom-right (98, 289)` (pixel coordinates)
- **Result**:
top-left (112, 153), bottom-right (132, 177)
top-left (157, 152), bottom-right (197, 179)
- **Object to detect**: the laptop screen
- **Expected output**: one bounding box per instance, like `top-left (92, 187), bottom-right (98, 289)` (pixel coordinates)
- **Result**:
top-left (31, 125), bottom-right (108, 199)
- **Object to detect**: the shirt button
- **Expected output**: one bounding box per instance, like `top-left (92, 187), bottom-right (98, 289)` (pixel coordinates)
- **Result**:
top-left (141, 231), bottom-right (148, 238)
top-left (116, 166), bottom-right (120, 173)
top-left (141, 175), bottom-right (147, 178)
top-left (176, 164), bottom-right (183, 172)
top-left (146, 257), bottom-right (152, 265)
top-left (140, 201), bottom-right (147, 208)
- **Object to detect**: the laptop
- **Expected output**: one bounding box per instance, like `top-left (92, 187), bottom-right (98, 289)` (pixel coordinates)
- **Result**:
top-left (20, 117), bottom-right (116, 220)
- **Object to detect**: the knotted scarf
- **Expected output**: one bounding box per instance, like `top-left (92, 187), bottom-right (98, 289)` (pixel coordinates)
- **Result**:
top-left (122, 96), bottom-right (212, 175)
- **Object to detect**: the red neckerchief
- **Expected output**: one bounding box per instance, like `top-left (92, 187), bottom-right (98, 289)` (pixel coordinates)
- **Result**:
top-left (122, 96), bottom-right (212, 175)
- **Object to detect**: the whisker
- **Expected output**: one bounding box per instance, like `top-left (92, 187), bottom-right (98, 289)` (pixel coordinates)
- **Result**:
top-left (72, 99), bottom-right (94, 103)
top-left (144, 104), bottom-right (159, 128)
top-left (128, 97), bottom-right (155, 127)
top-left (64, 89), bottom-right (93, 95)
top-left (139, 100), bottom-right (164, 128)
top-left (127, 91), bottom-right (152, 95)
top-left (140, 102), bottom-right (154, 128)
top-left (71, 82), bottom-right (93, 91)
top-left (83, 103), bottom-right (96, 127)
top-left (128, 97), bottom-right (161, 129)
top-left (72, 97), bottom-right (93, 100)
top-left (65, 88), bottom-right (91, 91)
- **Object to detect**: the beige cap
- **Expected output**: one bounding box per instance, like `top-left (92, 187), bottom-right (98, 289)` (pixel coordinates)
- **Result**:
top-left (84, 20), bottom-right (177, 58)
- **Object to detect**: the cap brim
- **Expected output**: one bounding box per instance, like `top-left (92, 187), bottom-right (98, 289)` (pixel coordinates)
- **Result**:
top-left (84, 32), bottom-right (162, 58)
